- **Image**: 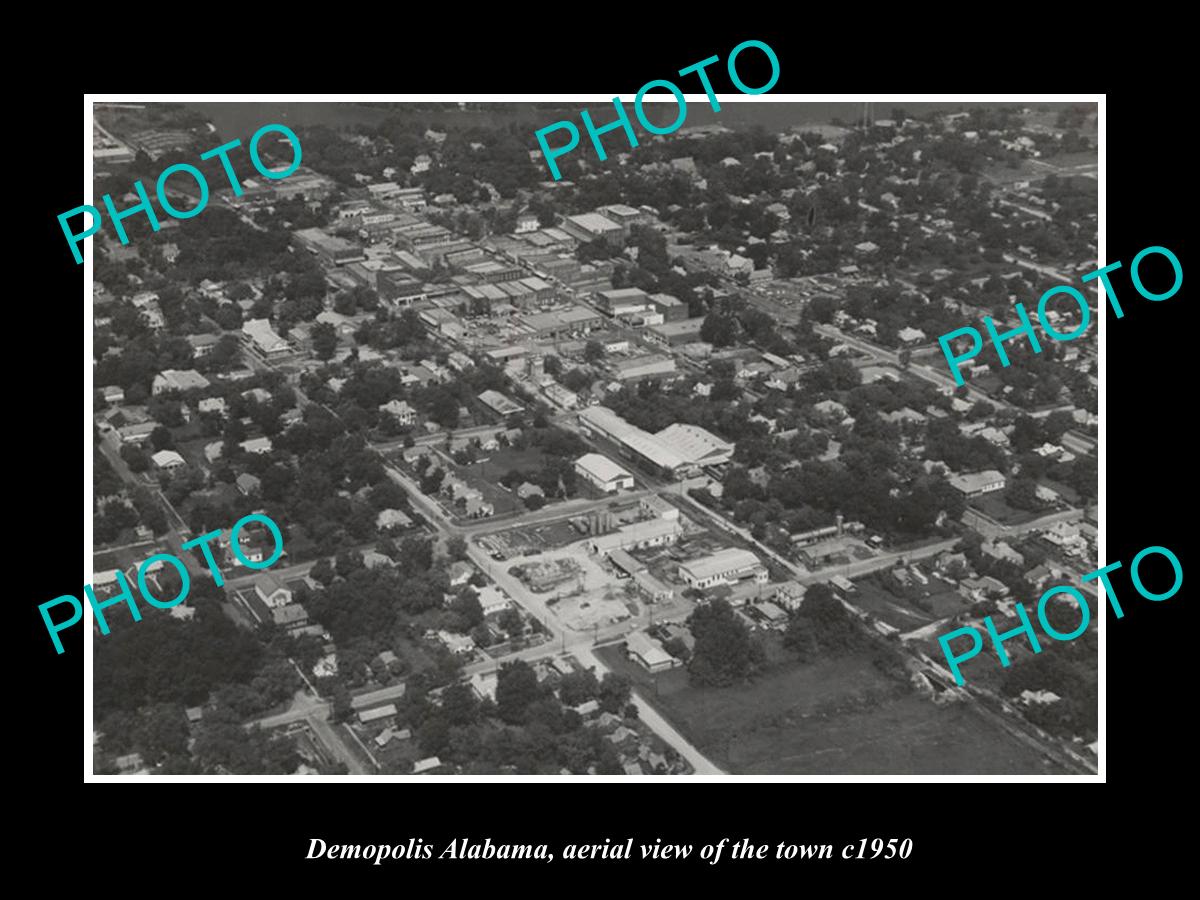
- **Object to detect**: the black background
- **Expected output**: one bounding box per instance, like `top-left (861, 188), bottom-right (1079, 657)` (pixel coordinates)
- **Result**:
top-left (21, 25), bottom-right (1190, 887)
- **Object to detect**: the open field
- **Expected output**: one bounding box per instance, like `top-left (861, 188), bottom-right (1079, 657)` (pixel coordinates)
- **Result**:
top-left (968, 492), bottom-right (1044, 526)
top-left (597, 645), bottom-right (1070, 775)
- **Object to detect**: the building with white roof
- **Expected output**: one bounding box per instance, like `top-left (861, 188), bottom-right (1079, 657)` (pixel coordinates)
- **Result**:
top-left (241, 319), bottom-right (293, 360)
top-left (678, 548), bottom-right (768, 590)
top-left (588, 518), bottom-right (682, 556)
top-left (152, 369), bottom-right (210, 395)
top-left (575, 453), bottom-right (635, 493)
top-left (151, 449), bottom-right (186, 470)
top-left (560, 212), bottom-right (624, 247)
top-left (625, 631), bottom-right (679, 673)
top-left (654, 423), bottom-right (734, 467)
top-left (577, 406), bottom-right (691, 477)
top-left (949, 470), bottom-right (1006, 497)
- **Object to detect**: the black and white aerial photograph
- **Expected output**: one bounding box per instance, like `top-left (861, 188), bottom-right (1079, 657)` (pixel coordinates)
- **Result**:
top-left (87, 98), bottom-right (1099, 777)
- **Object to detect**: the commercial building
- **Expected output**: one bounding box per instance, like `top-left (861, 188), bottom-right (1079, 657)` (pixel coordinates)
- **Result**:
top-left (293, 228), bottom-right (366, 265)
top-left (655, 423), bottom-right (734, 467)
top-left (376, 269), bottom-right (428, 305)
top-left (587, 518), bottom-right (683, 555)
top-left (395, 222), bottom-right (454, 251)
top-left (560, 213), bottom-right (624, 247)
top-left (464, 259), bottom-right (524, 283)
top-left (678, 548), bottom-right (769, 590)
top-left (612, 355), bottom-right (676, 382)
top-left (596, 203), bottom-right (651, 234)
top-left (648, 292), bottom-right (687, 321)
top-left (518, 276), bottom-right (555, 304)
top-left (478, 390), bottom-right (524, 417)
top-left (521, 306), bottom-right (605, 339)
top-left (608, 550), bottom-right (674, 602)
top-left (647, 317), bottom-right (706, 347)
top-left (543, 382), bottom-right (579, 409)
top-left (392, 187), bottom-right (427, 209)
top-left (367, 182), bottom-right (402, 200)
top-left (419, 307), bottom-right (463, 339)
top-left (575, 453), bottom-right (635, 493)
top-left (639, 495), bottom-right (680, 521)
top-left (358, 704), bottom-right (397, 725)
top-left (577, 406), bottom-right (692, 477)
top-left (595, 287), bottom-right (649, 316)
top-left (949, 470), bottom-right (1007, 497)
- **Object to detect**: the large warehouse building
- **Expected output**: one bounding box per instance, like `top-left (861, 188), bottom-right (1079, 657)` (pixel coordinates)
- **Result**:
top-left (577, 406), bottom-right (733, 477)
top-left (575, 453), bottom-right (635, 493)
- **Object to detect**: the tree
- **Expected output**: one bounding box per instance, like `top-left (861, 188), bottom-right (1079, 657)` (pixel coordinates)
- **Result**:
top-left (560, 368), bottom-right (591, 393)
top-left (445, 535), bottom-right (468, 561)
top-left (687, 599), bottom-right (765, 686)
top-left (311, 322), bottom-right (338, 360)
top-left (785, 583), bottom-right (861, 660)
top-left (542, 355), bottom-right (563, 376)
top-left (498, 607), bottom-right (524, 639)
top-left (495, 660), bottom-right (540, 724)
top-left (449, 591), bottom-right (484, 630)
top-left (583, 340), bottom-right (605, 363)
top-left (558, 669), bottom-right (599, 707)
top-left (310, 557), bottom-right (336, 587)
top-left (441, 682), bottom-right (480, 726)
top-left (137, 703), bottom-right (190, 762)
top-left (597, 672), bottom-right (632, 713)
top-left (149, 425), bottom-right (175, 451)
top-left (700, 311), bottom-right (738, 347)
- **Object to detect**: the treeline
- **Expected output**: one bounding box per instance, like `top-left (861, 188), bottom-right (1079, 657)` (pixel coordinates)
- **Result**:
top-left (386, 661), bottom-right (641, 775)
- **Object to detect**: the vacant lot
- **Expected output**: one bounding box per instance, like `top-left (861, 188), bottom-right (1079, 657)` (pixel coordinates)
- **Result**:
top-left (852, 580), bottom-right (937, 632)
top-left (468, 447), bottom-right (546, 475)
top-left (969, 492), bottom-right (1043, 526)
top-left (599, 646), bottom-right (1069, 775)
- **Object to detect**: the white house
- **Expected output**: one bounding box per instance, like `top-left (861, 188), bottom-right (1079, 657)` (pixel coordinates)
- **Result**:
top-left (379, 399), bottom-right (416, 426)
top-left (151, 449), bottom-right (186, 470)
top-left (254, 573), bottom-right (292, 609)
top-left (152, 369), bottom-right (210, 396)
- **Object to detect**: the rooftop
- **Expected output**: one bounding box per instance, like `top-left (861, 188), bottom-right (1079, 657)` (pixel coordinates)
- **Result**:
top-left (575, 452), bottom-right (633, 483)
top-left (679, 548), bottom-right (763, 581)
top-left (565, 213), bottom-right (622, 233)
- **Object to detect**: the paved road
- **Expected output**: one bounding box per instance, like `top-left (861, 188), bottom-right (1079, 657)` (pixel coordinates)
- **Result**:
top-left (574, 645), bottom-right (725, 775)
top-left (381, 456), bottom-right (647, 539)
top-left (307, 711), bottom-right (368, 774)
top-left (1002, 253), bottom-right (1076, 284)
top-left (655, 478), bottom-right (1093, 772)
top-left (814, 322), bottom-right (1095, 451)
top-left (95, 435), bottom-right (208, 578)
top-left (996, 198), bottom-right (1051, 222)
top-left (372, 422), bottom-right (510, 453)
top-left (238, 318), bottom-right (1087, 774)
top-left (814, 323), bottom-right (1002, 407)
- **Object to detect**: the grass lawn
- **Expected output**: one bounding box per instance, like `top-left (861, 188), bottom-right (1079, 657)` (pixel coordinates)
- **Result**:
top-left (468, 447), bottom-right (547, 477)
top-left (598, 645), bottom-right (1070, 775)
top-left (851, 580), bottom-right (936, 631)
top-left (968, 492), bottom-right (1043, 526)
